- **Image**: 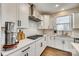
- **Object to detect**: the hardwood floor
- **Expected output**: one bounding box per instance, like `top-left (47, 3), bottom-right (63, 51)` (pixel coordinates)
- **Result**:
top-left (41, 47), bottom-right (72, 56)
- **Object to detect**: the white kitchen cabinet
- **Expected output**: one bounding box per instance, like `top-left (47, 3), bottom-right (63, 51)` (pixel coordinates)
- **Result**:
top-left (18, 4), bottom-right (30, 28)
top-left (42, 37), bottom-right (47, 51)
top-left (1, 4), bottom-right (17, 27)
top-left (35, 37), bottom-right (45, 56)
top-left (54, 37), bottom-right (64, 50)
top-left (46, 36), bottom-right (55, 48)
top-left (46, 35), bottom-right (51, 46)
top-left (35, 39), bottom-right (42, 56)
top-left (38, 15), bottom-right (44, 29)
top-left (63, 38), bottom-right (74, 52)
top-left (50, 36), bottom-right (55, 48)
top-left (7, 42), bottom-right (36, 56)
top-left (1, 4), bottom-right (17, 45)
top-left (27, 43), bottom-right (36, 56)
top-left (72, 13), bottom-right (79, 28)
top-left (43, 36), bottom-right (47, 48)
top-left (7, 50), bottom-right (24, 56)
top-left (54, 37), bottom-right (74, 52)
top-left (39, 15), bottom-right (50, 29)
top-left (21, 43), bottom-right (36, 56)
top-left (46, 36), bottom-right (74, 53)
top-left (72, 45), bottom-right (79, 56)
top-left (43, 15), bottom-right (50, 29)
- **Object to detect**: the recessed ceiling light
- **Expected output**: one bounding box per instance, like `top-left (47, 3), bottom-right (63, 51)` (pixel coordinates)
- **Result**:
top-left (56, 4), bottom-right (59, 7)
top-left (61, 8), bottom-right (64, 10)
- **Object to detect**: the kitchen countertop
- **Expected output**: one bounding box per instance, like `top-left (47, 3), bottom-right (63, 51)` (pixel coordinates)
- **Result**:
top-left (1, 34), bottom-right (76, 56)
top-left (71, 43), bottom-right (79, 52)
top-left (51, 35), bottom-right (73, 38)
top-left (1, 37), bottom-right (42, 56)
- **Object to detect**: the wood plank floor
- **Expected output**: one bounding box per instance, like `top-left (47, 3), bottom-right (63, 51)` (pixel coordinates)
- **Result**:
top-left (41, 47), bottom-right (72, 56)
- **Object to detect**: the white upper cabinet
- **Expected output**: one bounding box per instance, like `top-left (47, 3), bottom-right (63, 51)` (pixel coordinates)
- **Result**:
top-left (72, 13), bottom-right (79, 29)
top-left (1, 4), bottom-right (17, 27)
top-left (17, 4), bottom-right (30, 28)
top-left (39, 15), bottom-right (50, 29)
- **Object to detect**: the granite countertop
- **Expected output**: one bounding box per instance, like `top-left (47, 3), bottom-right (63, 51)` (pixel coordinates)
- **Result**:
top-left (71, 43), bottom-right (79, 52)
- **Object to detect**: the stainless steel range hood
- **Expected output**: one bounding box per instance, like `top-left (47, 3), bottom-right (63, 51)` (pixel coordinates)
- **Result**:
top-left (29, 4), bottom-right (41, 22)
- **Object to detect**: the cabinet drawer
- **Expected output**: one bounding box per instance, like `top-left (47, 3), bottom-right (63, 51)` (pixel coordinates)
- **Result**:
top-left (7, 49), bottom-right (24, 56)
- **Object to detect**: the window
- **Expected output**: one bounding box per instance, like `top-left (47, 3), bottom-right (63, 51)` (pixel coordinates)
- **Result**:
top-left (56, 16), bottom-right (71, 31)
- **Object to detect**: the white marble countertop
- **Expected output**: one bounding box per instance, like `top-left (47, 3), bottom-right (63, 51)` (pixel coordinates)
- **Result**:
top-left (1, 37), bottom-right (42, 56)
top-left (71, 43), bottom-right (79, 52)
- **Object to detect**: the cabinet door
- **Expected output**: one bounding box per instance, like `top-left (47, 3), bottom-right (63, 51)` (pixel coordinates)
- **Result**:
top-left (51, 36), bottom-right (55, 48)
top-left (21, 43), bottom-right (36, 56)
top-left (46, 35), bottom-right (51, 47)
top-left (72, 45), bottom-right (79, 56)
top-left (28, 43), bottom-right (36, 56)
top-left (18, 4), bottom-right (29, 28)
top-left (35, 38), bottom-right (44, 56)
top-left (35, 39), bottom-right (42, 56)
top-left (7, 50), bottom-right (24, 56)
top-left (47, 36), bottom-right (55, 47)
top-left (43, 15), bottom-right (50, 29)
top-left (1, 4), bottom-right (17, 27)
top-left (64, 38), bottom-right (74, 52)
top-left (43, 36), bottom-right (47, 48)
top-left (21, 46), bottom-right (31, 56)
top-left (73, 13), bottom-right (79, 28)
top-left (40, 15), bottom-right (50, 29)
top-left (39, 15), bottom-right (44, 29)
top-left (42, 37), bottom-right (47, 51)
top-left (55, 37), bottom-right (63, 50)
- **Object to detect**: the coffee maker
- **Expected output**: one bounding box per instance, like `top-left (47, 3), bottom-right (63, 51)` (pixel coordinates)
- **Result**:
top-left (3, 22), bottom-right (17, 49)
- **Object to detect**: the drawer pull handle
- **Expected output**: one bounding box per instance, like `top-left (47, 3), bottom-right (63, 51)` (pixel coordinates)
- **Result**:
top-left (22, 47), bottom-right (30, 52)
top-left (41, 43), bottom-right (43, 47)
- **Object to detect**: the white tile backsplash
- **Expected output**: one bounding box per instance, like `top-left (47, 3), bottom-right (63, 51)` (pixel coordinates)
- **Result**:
top-left (23, 29), bottom-right (43, 37)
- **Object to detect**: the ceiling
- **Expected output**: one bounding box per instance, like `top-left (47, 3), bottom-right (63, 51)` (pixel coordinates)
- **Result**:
top-left (33, 3), bottom-right (79, 14)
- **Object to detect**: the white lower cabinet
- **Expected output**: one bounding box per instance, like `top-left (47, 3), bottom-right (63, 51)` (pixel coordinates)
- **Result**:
top-left (48, 36), bottom-right (74, 53)
top-left (46, 35), bottom-right (51, 47)
top-left (2, 37), bottom-right (46, 56)
top-left (2, 36), bottom-right (74, 56)
top-left (7, 49), bottom-right (24, 56)
top-left (48, 36), bottom-right (55, 48)
top-left (54, 37), bottom-right (64, 50)
top-left (7, 42), bottom-right (36, 56)
top-left (23, 43), bottom-right (36, 56)
top-left (43, 36), bottom-right (47, 48)
top-left (63, 38), bottom-right (74, 52)
top-left (72, 45), bottom-right (79, 56)
top-left (35, 37), bottom-right (45, 56)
